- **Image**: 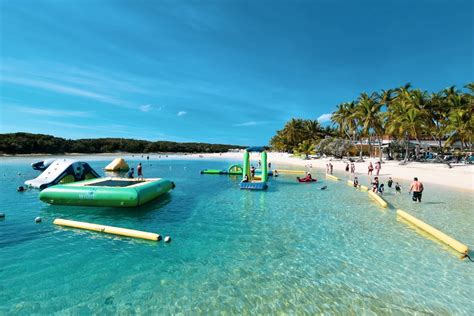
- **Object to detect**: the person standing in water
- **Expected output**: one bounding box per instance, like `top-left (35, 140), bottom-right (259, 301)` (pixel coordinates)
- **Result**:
top-left (350, 162), bottom-right (355, 174)
top-left (395, 182), bottom-right (401, 193)
top-left (387, 177), bottom-right (393, 188)
top-left (137, 163), bottom-right (143, 180)
top-left (409, 177), bottom-right (424, 202)
top-left (353, 176), bottom-right (359, 187)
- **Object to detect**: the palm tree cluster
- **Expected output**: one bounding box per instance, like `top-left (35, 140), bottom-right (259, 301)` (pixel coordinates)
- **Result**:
top-left (269, 119), bottom-right (334, 154)
top-left (331, 83), bottom-right (473, 161)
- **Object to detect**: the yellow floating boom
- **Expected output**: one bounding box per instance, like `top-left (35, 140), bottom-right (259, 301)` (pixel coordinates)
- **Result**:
top-left (359, 185), bottom-right (369, 192)
top-left (367, 190), bottom-right (388, 208)
top-left (325, 174), bottom-right (339, 181)
top-left (53, 218), bottom-right (161, 241)
top-left (274, 169), bottom-right (306, 174)
top-left (396, 210), bottom-right (468, 254)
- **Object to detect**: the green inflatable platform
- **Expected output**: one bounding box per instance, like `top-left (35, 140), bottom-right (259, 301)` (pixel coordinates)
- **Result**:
top-left (39, 177), bottom-right (175, 207)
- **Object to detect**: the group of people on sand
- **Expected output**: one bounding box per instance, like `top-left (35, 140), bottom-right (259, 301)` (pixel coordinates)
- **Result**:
top-left (345, 162), bottom-right (356, 174)
top-left (127, 162), bottom-right (144, 180)
top-left (326, 163), bottom-right (333, 174)
top-left (367, 161), bottom-right (381, 176)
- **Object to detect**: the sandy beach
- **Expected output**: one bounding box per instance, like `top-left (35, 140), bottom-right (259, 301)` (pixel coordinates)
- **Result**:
top-left (189, 152), bottom-right (474, 191)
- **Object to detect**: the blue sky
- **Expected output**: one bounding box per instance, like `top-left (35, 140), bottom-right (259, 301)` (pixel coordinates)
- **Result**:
top-left (0, 0), bottom-right (472, 145)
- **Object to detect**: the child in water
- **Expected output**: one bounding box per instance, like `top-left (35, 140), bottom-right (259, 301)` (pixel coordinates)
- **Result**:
top-left (387, 177), bottom-right (393, 188)
top-left (395, 182), bottom-right (401, 194)
top-left (353, 176), bottom-right (359, 188)
top-left (378, 183), bottom-right (385, 195)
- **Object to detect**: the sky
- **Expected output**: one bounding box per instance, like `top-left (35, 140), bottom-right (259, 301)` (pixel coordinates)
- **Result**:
top-left (0, 0), bottom-right (472, 145)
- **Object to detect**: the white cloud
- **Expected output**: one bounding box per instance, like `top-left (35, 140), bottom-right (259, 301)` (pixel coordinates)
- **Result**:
top-left (317, 113), bottom-right (332, 123)
top-left (177, 111), bottom-right (187, 116)
top-left (140, 104), bottom-right (152, 112)
top-left (16, 106), bottom-right (91, 118)
top-left (233, 121), bottom-right (269, 127)
top-left (1, 76), bottom-right (132, 109)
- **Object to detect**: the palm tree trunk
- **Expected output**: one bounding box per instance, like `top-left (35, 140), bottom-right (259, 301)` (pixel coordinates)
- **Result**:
top-left (403, 132), bottom-right (409, 163)
top-left (377, 136), bottom-right (383, 162)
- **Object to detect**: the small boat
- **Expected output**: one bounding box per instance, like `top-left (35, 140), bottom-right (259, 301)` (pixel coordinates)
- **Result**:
top-left (39, 177), bottom-right (175, 207)
top-left (296, 177), bottom-right (317, 183)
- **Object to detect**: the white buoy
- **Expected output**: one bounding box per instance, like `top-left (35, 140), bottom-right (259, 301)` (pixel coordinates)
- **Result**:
top-left (164, 236), bottom-right (171, 243)
top-left (35, 217), bottom-right (42, 223)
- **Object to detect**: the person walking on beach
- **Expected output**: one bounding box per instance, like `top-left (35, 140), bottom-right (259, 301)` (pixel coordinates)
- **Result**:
top-left (387, 177), bottom-right (393, 188)
top-left (350, 162), bottom-right (355, 174)
top-left (368, 162), bottom-right (374, 175)
top-left (329, 163), bottom-right (333, 175)
top-left (375, 161), bottom-right (381, 176)
top-left (137, 163), bottom-right (143, 181)
top-left (409, 177), bottom-right (424, 202)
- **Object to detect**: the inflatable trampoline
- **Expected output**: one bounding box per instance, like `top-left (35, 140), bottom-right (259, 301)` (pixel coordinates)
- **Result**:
top-left (39, 177), bottom-right (175, 207)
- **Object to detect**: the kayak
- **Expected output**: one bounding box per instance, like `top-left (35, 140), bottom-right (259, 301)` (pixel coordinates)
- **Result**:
top-left (297, 177), bottom-right (317, 183)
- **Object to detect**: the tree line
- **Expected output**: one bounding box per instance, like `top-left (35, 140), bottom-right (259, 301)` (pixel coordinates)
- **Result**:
top-left (0, 133), bottom-right (244, 154)
top-left (270, 83), bottom-right (473, 161)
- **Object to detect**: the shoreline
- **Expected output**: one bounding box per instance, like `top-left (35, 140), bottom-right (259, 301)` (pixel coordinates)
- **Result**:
top-left (2, 151), bottom-right (472, 191)
top-left (190, 152), bottom-right (474, 192)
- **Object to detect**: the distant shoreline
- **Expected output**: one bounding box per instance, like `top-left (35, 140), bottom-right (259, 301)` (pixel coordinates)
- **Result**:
top-left (2, 151), bottom-right (472, 191)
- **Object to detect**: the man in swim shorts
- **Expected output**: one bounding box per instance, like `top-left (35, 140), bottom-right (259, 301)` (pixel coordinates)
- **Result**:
top-left (409, 177), bottom-right (424, 202)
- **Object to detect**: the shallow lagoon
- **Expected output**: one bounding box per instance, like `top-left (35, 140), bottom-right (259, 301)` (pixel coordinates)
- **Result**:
top-left (1, 156), bottom-right (473, 314)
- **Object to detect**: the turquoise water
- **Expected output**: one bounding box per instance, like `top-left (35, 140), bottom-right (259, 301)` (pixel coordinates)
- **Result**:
top-left (1, 156), bottom-right (473, 314)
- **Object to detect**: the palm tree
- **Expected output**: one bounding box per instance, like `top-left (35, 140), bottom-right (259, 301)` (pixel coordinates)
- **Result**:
top-left (294, 140), bottom-right (316, 158)
top-left (355, 92), bottom-right (384, 160)
top-left (386, 95), bottom-right (425, 163)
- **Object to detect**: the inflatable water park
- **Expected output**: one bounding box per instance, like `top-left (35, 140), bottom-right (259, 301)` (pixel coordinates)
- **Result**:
top-left (240, 147), bottom-right (269, 190)
top-left (40, 177), bottom-right (175, 207)
top-left (25, 159), bottom-right (100, 190)
top-left (25, 158), bottom-right (174, 207)
top-left (200, 164), bottom-right (273, 176)
top-left (104, 157), bottom-right (130, 171)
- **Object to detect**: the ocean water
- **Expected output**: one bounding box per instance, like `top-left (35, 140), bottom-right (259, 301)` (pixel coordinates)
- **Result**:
top-left (1, 155), bottom-right (473, 314)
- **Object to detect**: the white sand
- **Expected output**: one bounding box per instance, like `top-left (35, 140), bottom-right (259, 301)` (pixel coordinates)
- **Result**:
top-left (189, 152), bottom-right (474, 191)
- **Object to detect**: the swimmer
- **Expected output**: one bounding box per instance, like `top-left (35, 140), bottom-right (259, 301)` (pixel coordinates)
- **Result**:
top-left (320, 185), bottom-right (327, 190)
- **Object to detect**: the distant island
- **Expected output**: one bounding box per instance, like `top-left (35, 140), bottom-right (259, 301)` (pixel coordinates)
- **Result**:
top-left (0, 133), bottom-right (245, 155)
